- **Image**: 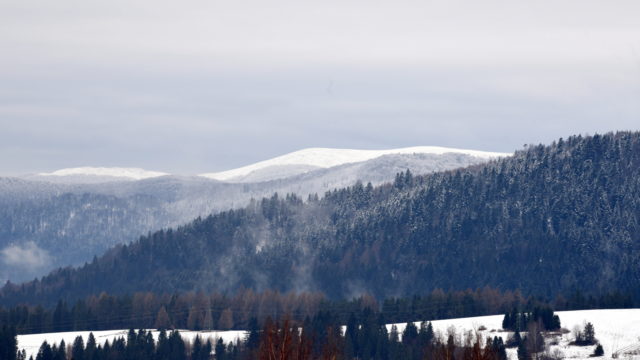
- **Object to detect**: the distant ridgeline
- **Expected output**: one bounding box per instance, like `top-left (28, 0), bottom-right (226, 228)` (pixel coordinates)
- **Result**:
top-left (2, 132), bottom-right (640, 305)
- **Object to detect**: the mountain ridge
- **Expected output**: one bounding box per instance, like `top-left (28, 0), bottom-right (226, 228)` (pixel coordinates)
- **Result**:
top-left (3, 132), bottom-right (638, 305)
top-left (21, 145), bottom-right (509, 184)
top-left (0, 150), bottom-right (498, 283)
top-left (199, 146), bottom-right (510, 182)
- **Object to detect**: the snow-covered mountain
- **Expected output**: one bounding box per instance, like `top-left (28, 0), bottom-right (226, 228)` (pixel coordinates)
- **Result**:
top-left (1, 146), bottom-right (509, 283)
top-left (31, 167), bottom-right (170, 183)
top-left (200, 146), bottom-right (509, 182)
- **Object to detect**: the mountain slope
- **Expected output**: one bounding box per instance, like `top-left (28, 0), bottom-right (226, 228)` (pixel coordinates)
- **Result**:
top-left (200, 146), bottom-right (508, 182)
top-left (0, 150), bottom-right (496, 283)
top-left (3, 132), bottom-right (638, 305)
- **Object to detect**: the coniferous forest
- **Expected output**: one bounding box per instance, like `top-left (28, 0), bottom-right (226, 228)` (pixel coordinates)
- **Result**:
top-left (1, 132), bottom-right (640, 359)
top-left (2, 132), bottom-right (640, 305)
top-left (4, 0), bottom-right (640, 357)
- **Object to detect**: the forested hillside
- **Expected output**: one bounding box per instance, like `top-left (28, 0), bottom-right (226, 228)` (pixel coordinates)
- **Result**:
top-left (0, 152), bottom-right (487, 283)
top-left (3, 132), bottom-right (639, 305)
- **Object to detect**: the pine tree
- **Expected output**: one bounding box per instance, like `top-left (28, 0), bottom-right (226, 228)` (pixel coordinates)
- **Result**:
top-left (85, 333), bottom-right (97, 360)
top-left (35, 341), bottom-right (53, 360)
top-left (492, 337), bottom-right (507, 360)
top-left (156, 329), bottom-right (170, 360)
top-left (53, 340), bottom-right (65, 360)
top-left (215, 338), bottom-right (226, 360)
top-left (583, 323), bottom-right (596, 345)
top-left (72, 336), bottom-right (85, 360)
top-left (203, 340), bottom-right (212, 360)
top-left (192, 336), bottom-right (203, 360)
top-left (419, 321), bottom-right (434, 346)
top-left (168, 331), bottom-right (186, 360)
top-left (502, 313), bottom-right (511, 330)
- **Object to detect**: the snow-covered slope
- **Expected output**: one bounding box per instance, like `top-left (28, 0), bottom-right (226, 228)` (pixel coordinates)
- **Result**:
top-left (389, 309), bottom-right (640, 360)
top-left (200, 146), bottom-right (511, 182)
top-left (35, 167), bottom-right (169, 182)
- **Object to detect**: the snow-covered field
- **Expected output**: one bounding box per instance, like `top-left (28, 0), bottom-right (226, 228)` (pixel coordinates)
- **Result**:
top-left (17, 309), bottom-right (639, 360)
top-left (389, 309), bottom-right (640, 360)
top-left (17, 329), bottom-right (246, 360)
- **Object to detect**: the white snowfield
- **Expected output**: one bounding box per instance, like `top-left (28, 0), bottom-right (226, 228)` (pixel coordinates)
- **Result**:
top-left (38, 167), bottom-right (169, 180)
top-left (17, 309), bottom-right (640, 359)
top-left (389, 309), bottom-right (640, 360)
top-left (199, 146), bottom-right (511, 182)
top-left (17, 329), bottom-right (246, 360)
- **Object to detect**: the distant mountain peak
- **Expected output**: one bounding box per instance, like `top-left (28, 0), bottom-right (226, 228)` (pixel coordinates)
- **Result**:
top-left (38, 167), bottom-right (169, 180)
top-left (200, 146), bottom-right (510, 182)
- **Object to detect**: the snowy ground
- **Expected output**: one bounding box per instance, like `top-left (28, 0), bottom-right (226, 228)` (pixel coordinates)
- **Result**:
top-left (17, 329), bottom-right (246, 360)
top-left (17, 309), bottom-right (640, 359)
top-left (388, 309), bottom-right (640, 360)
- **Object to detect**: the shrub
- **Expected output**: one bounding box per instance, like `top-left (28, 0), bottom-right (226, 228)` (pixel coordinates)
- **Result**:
top-left (592, 344), bottom-right (604, 357)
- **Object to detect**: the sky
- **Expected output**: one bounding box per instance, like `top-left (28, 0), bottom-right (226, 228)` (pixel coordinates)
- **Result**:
top-left (1, 0), bottom-right (639, 175)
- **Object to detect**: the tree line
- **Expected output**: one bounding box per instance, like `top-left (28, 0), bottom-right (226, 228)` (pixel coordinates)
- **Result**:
top-left (2, 304), bottom-right (611, 360)
top-left (1, 286), bottom-right (634, 335)
top-left (11, 316), bottom-right (510, 360)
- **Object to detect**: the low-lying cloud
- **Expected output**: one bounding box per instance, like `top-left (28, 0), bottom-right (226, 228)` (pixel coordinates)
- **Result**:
top-left (1, 241), bottom-right (52, 270)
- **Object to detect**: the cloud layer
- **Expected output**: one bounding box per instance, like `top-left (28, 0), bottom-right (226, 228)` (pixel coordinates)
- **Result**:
top-left (1, 0), bottom-right (639, 175)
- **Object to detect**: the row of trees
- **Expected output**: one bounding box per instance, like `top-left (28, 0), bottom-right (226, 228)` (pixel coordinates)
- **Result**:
top-left (3, 306), bottom-right (606, 360)
top-left (22, 319), bottom-right (510, 360)
top-left (501, 306), bottom-right (561, 331)
top-left (3, 287), bottom-right (629, 335)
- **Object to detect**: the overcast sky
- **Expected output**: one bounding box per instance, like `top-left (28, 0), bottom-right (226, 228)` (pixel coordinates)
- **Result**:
top-left (1, 0), bottom-right (639, 175)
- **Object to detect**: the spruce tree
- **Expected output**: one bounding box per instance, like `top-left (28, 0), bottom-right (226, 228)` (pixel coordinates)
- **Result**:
top-left (584, 323), bottom-right (596, 345)
top-left (35, 341), bottom-right (53, 360)
top-left (215, 338), bottom-right (226, 360)
top-left (52, 340), bottom-right (65, 360)
top-left (85, 333), bottom-right (96, 360)
top-left (72, 336), bottom-right (85, 360)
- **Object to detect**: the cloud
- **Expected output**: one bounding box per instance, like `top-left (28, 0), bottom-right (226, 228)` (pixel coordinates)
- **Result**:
top-left (0, 0), bottom-right (639, 175)
top-left (1, 242), bottom-right (52, 270)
